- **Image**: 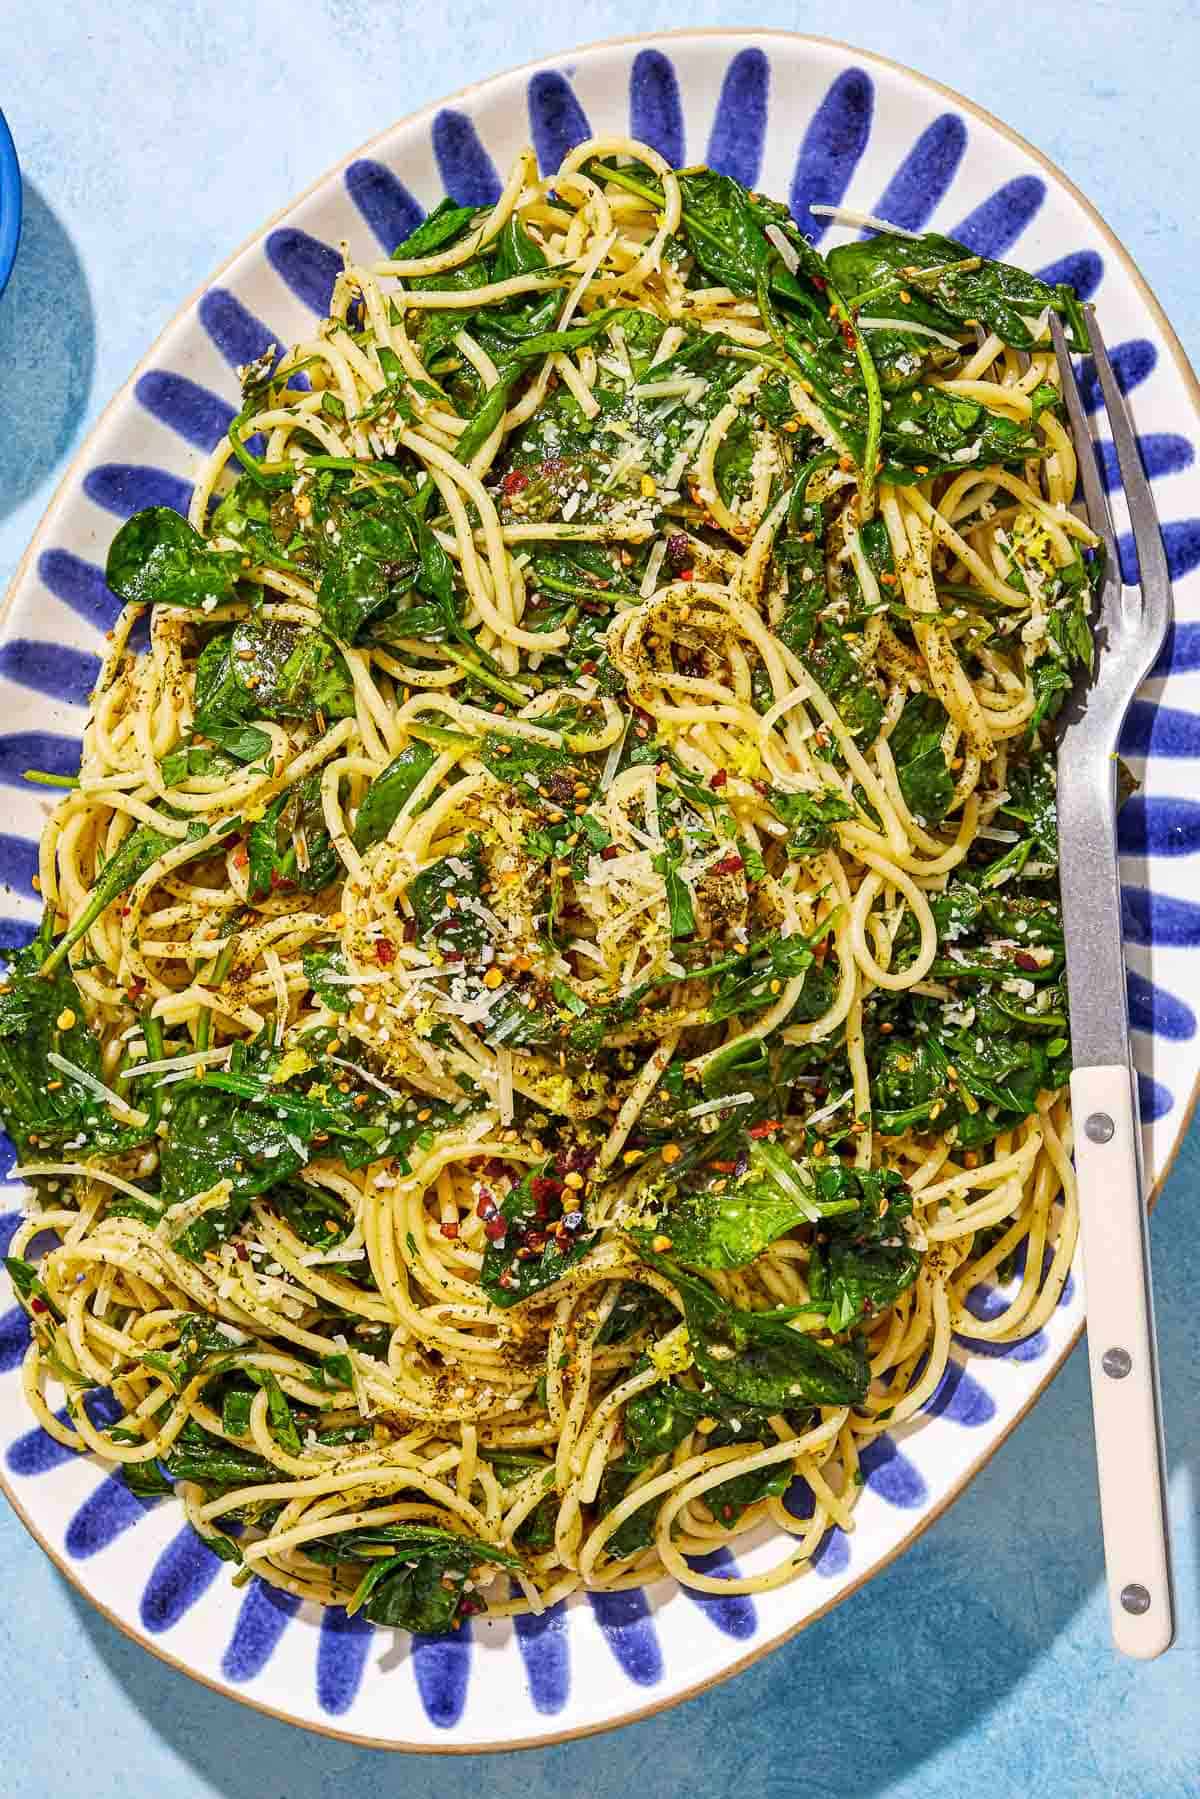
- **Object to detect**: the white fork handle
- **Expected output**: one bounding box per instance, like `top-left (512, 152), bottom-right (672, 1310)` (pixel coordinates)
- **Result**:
top-left (1070, 1064), bottom-right (1174, 1658)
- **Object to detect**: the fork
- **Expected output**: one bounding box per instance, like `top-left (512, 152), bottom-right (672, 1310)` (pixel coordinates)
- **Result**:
top-left (1049, 307), bottom-right (1175, 1659)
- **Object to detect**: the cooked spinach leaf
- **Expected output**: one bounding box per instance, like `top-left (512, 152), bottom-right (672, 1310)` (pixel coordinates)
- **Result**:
top-left (106, 507), bottom-right (241, 610)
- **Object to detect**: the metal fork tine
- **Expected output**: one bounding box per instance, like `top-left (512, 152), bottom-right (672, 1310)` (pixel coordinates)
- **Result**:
top-left (1086, 307), bottom-right (1172, 612)
top-left (1048, 313), bottom-right (1120, 578)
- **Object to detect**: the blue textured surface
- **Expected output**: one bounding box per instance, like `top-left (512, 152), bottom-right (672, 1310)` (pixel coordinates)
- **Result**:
top-left (0, 7), bottom-right (1198, 1794)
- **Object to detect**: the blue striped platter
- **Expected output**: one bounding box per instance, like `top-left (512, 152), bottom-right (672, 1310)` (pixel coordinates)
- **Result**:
top-left (1, 30), bottom-right (1197, 1751)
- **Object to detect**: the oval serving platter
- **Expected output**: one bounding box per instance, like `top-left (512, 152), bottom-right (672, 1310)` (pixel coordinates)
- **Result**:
top-left (1, 30), bottom-right (1198, 1753)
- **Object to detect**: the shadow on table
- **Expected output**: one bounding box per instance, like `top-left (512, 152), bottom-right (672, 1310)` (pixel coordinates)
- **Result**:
top-left (65, 1145), bottom-right (1198, 1799)
top-left (0, 179), bottom-right (94, 522)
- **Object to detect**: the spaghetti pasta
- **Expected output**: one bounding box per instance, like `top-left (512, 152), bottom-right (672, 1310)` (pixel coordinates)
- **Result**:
top-left (1, 139), bottom-right (1097, 1638)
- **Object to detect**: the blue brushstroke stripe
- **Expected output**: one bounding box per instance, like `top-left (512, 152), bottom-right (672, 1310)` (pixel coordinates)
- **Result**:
top-left (870, 114), bottom-right (966, 232)
top-left (952, 176), bottom-right (1044, 257)
top-left (222, 1580), bottom-right (302, 1682)
top-left (266, 228), bottom-right (342, 315)
top-left (587, 1589), bottom-right (663, 1686)
top-left (1079, 338), bottom-right (1156, 413)
top-left (1099, 433), bottom-right (1193, 491)
top-left (8, 1411), bottom-right (79, 1477)
top-left (412, 1625), bottom-right (472, 1728)
top-left (0, 731), bottom-right (80, 789)
top-left (8, 1388), bottom-right (118, 1475)
top-left (8, 1392), bottom-right (119, 1477)
top-left (135, 371), bottom-right (234, 451)
top-left (432, 111), bottom-right (502, 206)
top-left (0, 833), bottom-right (38, 894)
top-left (1128, 968), bottom-right (1197, 1040)
top-left (706, 48), bottom-right (769, 188)
top-left (1139, 1072), bottom-right (1173, 1121)
top-left (1153, 623), bottom-right (1200, 675)
top-left (813, 1526), bottom-right (851, 1577)
top-left (630, 50), bottom-right (684, 167)
top-left (1121, 883), bottom-right (1200, 946)
top-left (1119, 518), bottom-right (1200, 587)
top-left (316, 1606), bottom-right (373, 1714)
top-left (198, 289), bottom-right (284, 370)
top-left (0, 639), bottom-right (100, 706)
top-left (1036, 249), bottom-right (1103, 299)
top-left (345, 159), bottom-right (424, 251)
top-left (83, 464), bottom-right (192, 520)
top-left (37, 549), bottom-right (122, 631)
top-left (791, 69), bottom-right (874, 242)
top-left (681, 1548), bottom-right (757, 1639)
top-left (514, 1600), bottom-right (570, 1715)
top-left (922, 1358), bottom-right (997, 1427)
top-left (528, 71), bottom-right (591, 175)
top-left (140, 1525), bottom-right (223, 1631)
top-left (1121, 699), bottom-right (1200, 759)
top-left (0, 921), bottom-right (37, 954)
top-left (1118, 794), bottom-right (1200, 856)
top-left (858, 1433), bottom-right (928, 1507)
top-left (0, 1304), bottom-right (29, 1372)
top-left (66, 1474), bottom-right (157, 1558)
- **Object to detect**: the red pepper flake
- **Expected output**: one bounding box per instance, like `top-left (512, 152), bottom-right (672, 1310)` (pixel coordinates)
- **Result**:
top-left (811, 274), bottom-right (827, 291)
top-left (711, 1159), bottom-right (738, 1173)
top-left (579, 659), bottom-right (598, 676)
top-left (233, 844), bottom-right (248, 868)
top-left (375, 939), bottom-right (397, 966)
top-left (710, 769), bottom-right (728, 791)
top-left (600, 844), bottom-right (620, 862)
top-left (530, 1175), bottom-right (563, 1211)
top-left (30, 1296), bottom-right (47, 1314)
top-left (840, 321), bottom-right (858, 349)
top-left (476, 1190), bottom-right (497, 1220)
top-left (127, 978), bottom-right (146, 1002)
top-left (497, 1267), bottom-right (517, 1289)
top-left (711, 854), bottom-right (744, 875)
top-left (747, 1119), bottom-right (783, 1139)
top-left (501, 468), bottom-right (530, 496)
top-left (235, 1242), bottom-right (249, 1262)
top-left (440, 1221), bottom-right (460, 1240)
top-left (1014, 951), bottom-right (1039, 972)
top-left (484, 1216), bottom-right (508, 1243)
top-left (679, 568), bottom-right (694, 582)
